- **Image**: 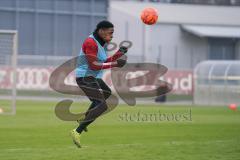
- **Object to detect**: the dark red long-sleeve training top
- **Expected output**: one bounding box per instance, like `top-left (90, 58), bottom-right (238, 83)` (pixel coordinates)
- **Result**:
top-left (82, 38), bottom-right (123, 71)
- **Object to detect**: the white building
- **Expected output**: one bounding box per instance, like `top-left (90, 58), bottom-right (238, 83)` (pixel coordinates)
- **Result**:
top-left (109, 1), bottom-right (240, 69)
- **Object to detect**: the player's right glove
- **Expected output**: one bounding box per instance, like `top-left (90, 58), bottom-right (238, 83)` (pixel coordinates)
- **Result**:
top-left (116, 58), bottom-right (126, 68)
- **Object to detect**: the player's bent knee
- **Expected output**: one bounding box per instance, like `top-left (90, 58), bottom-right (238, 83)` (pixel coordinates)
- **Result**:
top-left (101, 102), bottom-right (108, 111)
top-left (104, 90), bottom-right (112, 100)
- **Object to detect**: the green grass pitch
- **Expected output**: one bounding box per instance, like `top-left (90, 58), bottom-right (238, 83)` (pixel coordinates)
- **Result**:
top-left (0, 100), bottom-right (240, 160)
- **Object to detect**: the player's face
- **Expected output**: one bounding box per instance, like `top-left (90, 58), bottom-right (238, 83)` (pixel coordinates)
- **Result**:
top-left (100, 28), bottom-right (114, 43)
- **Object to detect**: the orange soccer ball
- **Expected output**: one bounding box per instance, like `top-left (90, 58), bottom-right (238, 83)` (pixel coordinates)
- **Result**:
top-left (140, 7), bottom-right (158, 25)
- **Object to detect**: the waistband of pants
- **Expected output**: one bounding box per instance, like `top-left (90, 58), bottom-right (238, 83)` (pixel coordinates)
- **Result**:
top-left (76, 76), bottom-right (97, 81)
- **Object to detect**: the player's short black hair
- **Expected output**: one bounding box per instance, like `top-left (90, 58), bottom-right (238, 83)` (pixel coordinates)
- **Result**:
top-left (95, 20), bottom-right (114, 32)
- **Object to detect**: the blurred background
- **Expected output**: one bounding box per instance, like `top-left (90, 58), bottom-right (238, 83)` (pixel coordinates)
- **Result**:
top-left (0, 0), bottom-right (240, 114)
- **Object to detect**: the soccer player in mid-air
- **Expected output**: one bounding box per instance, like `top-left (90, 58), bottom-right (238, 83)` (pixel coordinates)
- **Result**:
top-left (70, 20), bottom-right (128, 148)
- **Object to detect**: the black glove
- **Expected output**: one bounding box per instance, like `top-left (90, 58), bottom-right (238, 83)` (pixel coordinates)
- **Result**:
top-left (118, 46), bottom-right (128, 54)
top-left (116, 58), bottom-right (127, 68)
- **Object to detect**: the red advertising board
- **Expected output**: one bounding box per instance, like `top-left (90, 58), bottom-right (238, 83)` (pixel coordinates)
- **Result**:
top-left (0, 67), bottom-right (193, 95)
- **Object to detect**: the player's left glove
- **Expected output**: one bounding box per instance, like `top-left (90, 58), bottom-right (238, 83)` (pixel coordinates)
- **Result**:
top-left (118, 46), bottom-right (128, 54)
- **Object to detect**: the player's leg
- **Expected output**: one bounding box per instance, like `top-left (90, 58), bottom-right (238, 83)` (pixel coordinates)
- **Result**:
top-left (71, 77), bottom-right (112, 147)
top-left (76, 97), bottom-right (106, 134)
top-left (76, 99), bottom-right (101, 133)
top-left (75, 77), bottom-right (107, 134)
top-left (70, 77), bottom-right (103, 147)
top-left (85, 99), bottom-right (100, 118)
top-left (76, 100), bottom-right (98, 124)
top-left (83, 79), bottom-right (112, 118)
top-left (76, 78), bottom-right (112, 133)
top-left (81, 78), bottom-right (112, 126)
top-left (83, 79), bottom-right (111, 117)
top-left (96, 78), bottom-right (112, 100)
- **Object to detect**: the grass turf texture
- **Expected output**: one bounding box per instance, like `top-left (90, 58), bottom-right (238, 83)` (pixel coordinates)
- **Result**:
top-left (0, 100), bottom-right (240, 160)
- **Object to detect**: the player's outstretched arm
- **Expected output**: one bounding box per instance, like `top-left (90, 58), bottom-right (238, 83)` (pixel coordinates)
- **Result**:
top-left (84, 39), bottom-right (127, 70)
top-left (105, 46), bottom-right (128, 63)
